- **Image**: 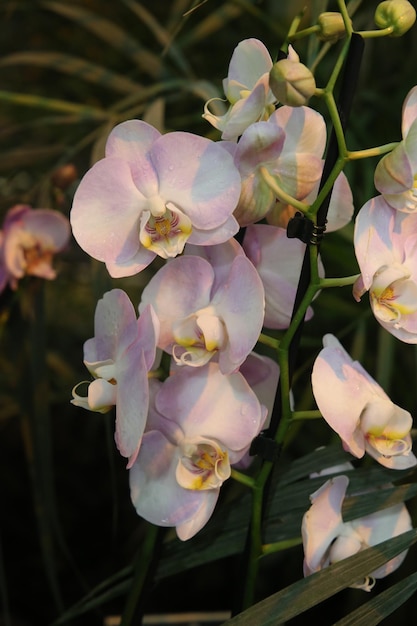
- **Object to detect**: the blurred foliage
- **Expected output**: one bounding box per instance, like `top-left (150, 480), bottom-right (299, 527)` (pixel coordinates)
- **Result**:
top-left (1, 0), bottom-right (417, 625)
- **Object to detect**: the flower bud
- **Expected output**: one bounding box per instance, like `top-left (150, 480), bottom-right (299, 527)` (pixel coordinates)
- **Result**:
top-left (269, 46), bottom-right (316, 107)
top-left (317, 12), bottom-right (348, 42)
top-left (374, 0), bottom-right (416, 36)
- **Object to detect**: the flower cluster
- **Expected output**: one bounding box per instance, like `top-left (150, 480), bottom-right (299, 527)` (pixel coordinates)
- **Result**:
top-left (70, 30), bottom-right (416, 599)
top-left (71, 37), bottom-right (351, 540)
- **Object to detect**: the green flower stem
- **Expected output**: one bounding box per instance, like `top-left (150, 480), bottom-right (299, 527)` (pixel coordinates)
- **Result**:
top-left (337, 0), bottom-right (354, 36)
top-left (318, 274), bottom-right (360, 288)
top-left (347, 142), bottom-right (399, 159)
top-left (358, 26), bottom-right (394, 38)
top-left (291, 410), bottom-right (322, 421)
top-left (259, 167), bottom-right (310, 213)
top-left (240, 466), bottom-right (272, 610)
top-left (257, 332), bottom-right (280, 351)
top-left (231, 469), bottom-right (256, 489)
top-left (286, 6), bottom-right (308, 41)
top-left (289, 25), bottom-right (320, 41)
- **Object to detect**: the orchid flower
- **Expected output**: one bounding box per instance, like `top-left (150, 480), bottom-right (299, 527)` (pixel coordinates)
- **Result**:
top-left (202, 38), bottom-right (276, 141)
top-left (243, 223), bottom-right (324, 329)
top-left (311, 334), bottom-right (417, 469)
top-left (375, 85), bottom-right (417, 212)
top-left (354, 194), bottom-right (417, 342)
top-left (302, 475), bottom-right (412, 590)
top-left (70, 120), bottom-right (241, 278)
top-left (224, 105), bottom-right (326, 226)
top-left (129, 362), bottom-right (266, 540)
top-left (0, 204), bottom-right (70, 293)
top-left (138, 239), bottom-right (264, 373)
top-left (72, 289), bottom-right (159, 468)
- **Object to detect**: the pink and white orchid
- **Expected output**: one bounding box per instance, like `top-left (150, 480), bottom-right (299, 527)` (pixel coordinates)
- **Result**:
top-left (72, 289), bottom-right (159, 468)
top-left (243, 223), bottom-right (324, 329)
top-left (202, 38), bottom-right (276, 141)
top-left (224, 105), bottom-right (326, 226)
top-left (311, 334), bottom-right (417, 469)
top-left (302, 475), bottom-right (412, 590)
top-left (70, 120), bottom-right (241, 277)
top-left (354, 194), bottom-right (417, 342)
top-left (0, 204), bottom-right (70, 293)
top-left (129, 362), bottom-right (266, 540)
top-left (375, 85), bottom-right (417, 212)
top-left (138, 239), bottom-right (265, 373)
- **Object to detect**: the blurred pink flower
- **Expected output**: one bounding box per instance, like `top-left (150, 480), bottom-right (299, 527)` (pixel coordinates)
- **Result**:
top-left (311, 334), bottom-right (417, 469)
top-left (72, 289), bottom-right (159, 468)
top-left (375, 85), bottom-right (417, 212)
top-left (70, 120), bottom-right (241, 277)
top-left (202, 38), bottom-right (276, 141)
top-left (0, 204), bottom-right (70, 293)
top-left (243, 223), bottom-right (324, 329)
top-left (139, 239), bottom-right (264, 373)
top-left (354, 194), bottom-right (417, 342)
top-left (302, 475), bottom-right (412, 590)
top-left (129, 362), bottom-right (266, 540)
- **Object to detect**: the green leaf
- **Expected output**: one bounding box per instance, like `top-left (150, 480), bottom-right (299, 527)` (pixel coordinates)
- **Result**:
top-left (0, 90), bottom-right (109, 120)
top-left (220, 529), bottom-right (417, 625)
top-left (0, 52), bottom-right (142, 94)
top-left (41, 1), bottom-right (161, 77)
top-left (332, 571), bottom-right (417, 626)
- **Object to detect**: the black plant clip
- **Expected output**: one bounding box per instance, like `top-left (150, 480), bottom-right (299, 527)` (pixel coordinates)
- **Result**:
top-left (287, 212), bottom-right (327, 245)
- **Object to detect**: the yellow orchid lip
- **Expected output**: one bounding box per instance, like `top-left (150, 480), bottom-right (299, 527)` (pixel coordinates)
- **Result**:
top-left (176, 438), bottom-right (231, 491)
top-left (140, 206), bottom-right (192, 259)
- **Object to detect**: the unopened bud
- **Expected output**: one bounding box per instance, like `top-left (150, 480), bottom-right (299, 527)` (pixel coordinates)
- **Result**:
top-left (375, 0), bottom-right (416, 36)
top-left (51, 164), bottom-right (78, 190)
top-left (317, 12), bottom-right (348, 42)
top-left (269, 46), bottom-right (316, 107)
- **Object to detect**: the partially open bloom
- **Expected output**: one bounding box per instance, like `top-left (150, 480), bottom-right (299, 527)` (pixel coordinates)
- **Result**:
top-left (375, 85), bottom-right (417, 212)
top-left (202, 38), bottom-right (276, 141)
top-left (129, 362), bottom-right (265, 540)
top-left (72, 289), bottom-right (159, 467)
top-left (269, 46), bottom-right (316, 107)
top-left (0, 204), bottom-right (70, 293)
top-left (138, 239), bottom-right (264, 373)
top-left (243, 224), bottom-right (324, 329)
top-left (227, 105), bottom-right (326, 226)
top-left (311, 334), bottom-right (417, 469)
top-left (354, 194), bottom-right (417, 342)
top-left (302, 475), bottom-right (412, 590)
top-left (71, 120), bottom-right (241, 277)
top-left (266, 168), bottom-right (354, 233)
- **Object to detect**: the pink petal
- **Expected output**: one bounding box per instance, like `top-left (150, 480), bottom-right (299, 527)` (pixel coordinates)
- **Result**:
top-left (212, 255), bottom-right (265, 373)
top-left (85, 289), bottom-right (141, 363)
top-left (302, 476), bottom-right (348, 574)
top-left (152, 133), bottom-right (241, 230)
top-left (269, 106), bottom-right (326, 156)
top-left (234, 122), bottom-right (285, 176)
top-left (71, 157), bottom-right (155, 277)
top-left (225, 39), bottom-right (273, 99)
top-left (155, 363), bottom-right (262, 452)
top-left (311, 335), bottom-right (386, 458)
top-left (402, 85), bottom-right (417, 137)
top-left (139, 255), bottom-right (214, 348)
